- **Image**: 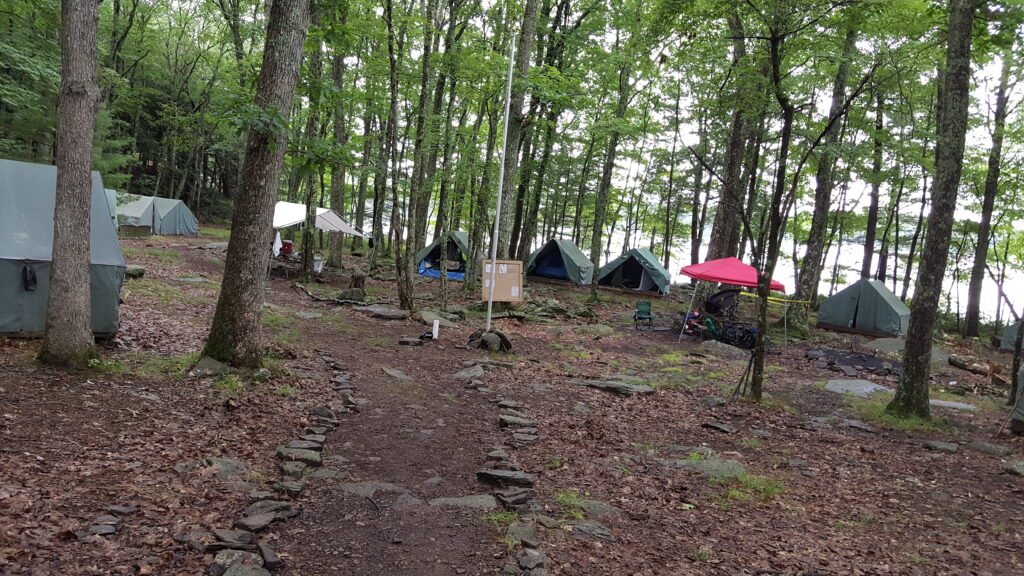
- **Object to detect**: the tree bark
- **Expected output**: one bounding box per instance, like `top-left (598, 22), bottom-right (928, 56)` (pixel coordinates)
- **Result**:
top-left (328, 39), bottom-right (349, 267)
top-left (40, 0), bottom-right (102, 366)
top-left (205, 0), bottom-right (310, 368)
top-left (965, 47), bottom-right (1011, 336)
top-left (888, 0), bottom-right (982, 418)
top-left (861, 90), bottom-right (884, 279)
top-left (790, 27), bottom-right (857, 328)
top-left (496, 0), bottom-right (540, 258)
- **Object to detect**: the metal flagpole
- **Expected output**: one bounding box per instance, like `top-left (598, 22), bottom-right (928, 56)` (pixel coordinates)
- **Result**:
top-left (485, 16), bottom-right (518, 333)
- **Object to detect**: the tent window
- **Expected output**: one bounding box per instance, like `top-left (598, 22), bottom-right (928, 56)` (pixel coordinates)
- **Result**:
top-left (22, 262), bottom-right (37, 292)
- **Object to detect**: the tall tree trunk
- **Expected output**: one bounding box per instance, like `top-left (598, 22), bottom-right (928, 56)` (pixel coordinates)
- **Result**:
top-left (205, 0), bottom-right (310, 367)
top-left (408, 0), bottom-right (438, 254)
top-left (790, 27), bottom-right (857, 328)
top-left (588, 60), bottom-right (630, 301)
top-left (965, 47), bottom-right (1011, 336)
top-left (300, 2), bottom-right (323, 279)
top-left (888, 0), bottom-right (981, 419)
top-left (496, 0), bottom-right (540, 258)
top-left (40, 0), bottom-right (102, 366)
top-left (861, 90), bottom-right (884, 279)
top-left (328, 42), bottom-right (349, 266)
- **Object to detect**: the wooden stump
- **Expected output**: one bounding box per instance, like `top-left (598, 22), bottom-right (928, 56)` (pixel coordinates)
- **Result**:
top-left (350, 274), bottom-right (366, 290)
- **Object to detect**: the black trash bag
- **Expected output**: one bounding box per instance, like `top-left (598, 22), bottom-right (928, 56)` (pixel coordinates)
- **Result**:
top-left (22, 263), bottom-right (37, 292)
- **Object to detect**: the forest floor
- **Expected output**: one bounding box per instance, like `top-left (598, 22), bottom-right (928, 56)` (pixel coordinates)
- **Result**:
top-left (2, 229), bottom-right (1023, 576)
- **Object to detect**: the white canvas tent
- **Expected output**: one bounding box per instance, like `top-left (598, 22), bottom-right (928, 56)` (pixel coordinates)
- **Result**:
top-left (272, 201), bottom-right (367, 236)
top-left (116, 193), bottom-right (199, 235)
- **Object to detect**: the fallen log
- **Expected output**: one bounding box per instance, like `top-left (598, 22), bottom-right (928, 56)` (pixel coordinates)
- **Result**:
top-left (291, 283), bottom-right (374, 306)
top-left (948, 354), bottom-right (991, 376)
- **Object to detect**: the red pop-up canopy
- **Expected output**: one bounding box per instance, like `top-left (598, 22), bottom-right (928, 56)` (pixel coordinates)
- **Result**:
top-left (680, 257), bottom-right (785, 292)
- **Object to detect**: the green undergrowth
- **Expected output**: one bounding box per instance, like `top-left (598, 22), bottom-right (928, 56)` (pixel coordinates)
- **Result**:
top-left (556, 491), bottom-right (586, 520)
top-left (123, 246), bottom-right (183, 263)
top-left (850, 399), bottom-right (952, 432)
top-left (127, 352), bottom-right (201, 378)
top-left (484, 511), bottom-right (519, 532)
top-left (201, 227), bottom-right (232, 239)
top-left (125, 279), bottom-right (187, 305)
top-left (712, 473), bottom-right (786, 506)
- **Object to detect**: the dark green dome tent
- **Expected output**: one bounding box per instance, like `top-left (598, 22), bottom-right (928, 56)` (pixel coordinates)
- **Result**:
top-left (818, 279), bottom-right (909, 337)
top-left (0, 159), bottom-right (126, 336)
top-left (526, 238), bottom-right (593, 285)
top-left (597, 248), bottom-right (671, 294)
top-left (415, 231), bottom-right (471, 280)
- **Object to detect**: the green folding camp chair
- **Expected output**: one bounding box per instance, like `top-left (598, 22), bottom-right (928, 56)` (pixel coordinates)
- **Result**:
top-left (634, 301), bottom-right (655, 330)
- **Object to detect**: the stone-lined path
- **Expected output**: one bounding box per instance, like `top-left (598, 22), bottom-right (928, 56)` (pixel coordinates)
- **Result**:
top-left (275, 341), bottom-right (512, 575)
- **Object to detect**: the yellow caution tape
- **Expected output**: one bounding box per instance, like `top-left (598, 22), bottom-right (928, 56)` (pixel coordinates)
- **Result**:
top-left (737, 291), bottom-right (812, 305)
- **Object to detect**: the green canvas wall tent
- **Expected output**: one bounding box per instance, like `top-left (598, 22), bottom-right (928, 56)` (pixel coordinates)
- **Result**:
top-left (415, 231), bottom-right (472, 280)
top-left (1002, 322), bottom-right (1022, 351)
top-left (0, 159), bottom-right (126, 336)
top-left (597, 248), bottom-right (671, 294)
top-left (818, 279), bottom-right (910, 337)
top-left (526, 238), bottom-right (593, 285)
top-left (116, 193), bottom-right (199, 235)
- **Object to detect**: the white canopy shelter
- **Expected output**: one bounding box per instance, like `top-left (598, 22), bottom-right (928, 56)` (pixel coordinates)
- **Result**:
top-left (272, 201), bottom-right (367, 237)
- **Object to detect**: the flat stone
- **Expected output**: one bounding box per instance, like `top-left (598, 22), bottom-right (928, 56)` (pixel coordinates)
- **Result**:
top-left (787, 459), bottom-right (808, 469)
top-left (381, 366), bottom-right (413, 380)
top-left (335, 288), bottom-right (365, 301)
top-left (495, 487), bottom-right (535, 506)
top-left (279, 461), bottom-right (307, 477)
top-left (257, 541), bottom-right (282, 570)
top-left (824, 379), bottom-right (891, 397)
top-left (299, 434), bottom-right (326, 444)
top-left (576, 324), bottom-right (615, 337)
top-left (336, 481), bottom-right (407, 498)
top-left (244, 500), bottom-right (292, 518)
top-left (124, 264), bottom-right (146, 279)
top-left (234, 512), bottom-right (276, 532)
top-left (190, 356), bottom-right (233, 378)
top-left (80, 524), bottom-right (115, 537)
top-left (272, 481), bottom-right (304, 497)
top-left (499, 414), bottom-right (536, 428)
top-left (306, 468), bottom-right (341, 480)
top-left (658, 457), bottom-right (747, 480)
top-left (452, 364), bottom-right (486, 381)
top-left (202, 241), bottom-right (230, 250)
top-left (507, 522), bottom-right (540, 548)
top-left (924, 441), bottom-right (959, 454)
top-left (497, 400), bottom-right (523, 409)
top-left (476, 469), bottom-right (537, 487)
top-left (92, 514), bottom-right (120, 525)
top-left (414, 310), bottom-right (458, 328)
top-left (929, 399), bottom-right (979, 412)
top-left (466, 359), bottom-right (517, 370)
top-left (105, 505), bottom-right (139, 515)
top-left (1005, 461), bottom-right (1024, 476)
top-left (578, 499), bottom-right (619, 517)
top-left (212, 528), bottom-right (255, 546)
top-left (487, 449), bottom-right (509, 461)
top-left (285, 440), bottom-right (323, 451)
top-left (518, 548), bottom-right (548, 570)
top-left (750, 429), bottom-right (772, 438)
top-left (837, 365), bottom-right (860, 377)
top-left (248, 491), bottom-right (276, 502)
top-left (276, 447), bottom-right (322, 467)
top-left (697, 340), bottom-right (749, 360)
top-left (569, 378), bottom-right (655, 396)
top-left (966, 441), bottom-right (1012, 457)
top-left (211, 550), bottom-right (264, 576)
top-left (572, 520), bottom-right (617, 541)
top-left (701, 421), bottom-right (738, 434)
top-left (296, 311), bottom-right (323, 319)
top-left (700, 395), bottom-right (725, 407)
top-left (222, 565), bottom-right (271, 576)
top-left (354, 304), bottom-right (410, 320)
top-left (306, 426), bottom-right (329, 435)
top-left (511, 433), bottom-right (539, 445)
top-left (309, 405), bottom-right (337, 419)
top-left (428, 495), bottom-right (498, 509)
top-left (399, 337), bottom-right (424, 346)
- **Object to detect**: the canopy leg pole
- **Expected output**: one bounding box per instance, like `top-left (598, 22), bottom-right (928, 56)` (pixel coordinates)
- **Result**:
top-left (679, 281), bottom-right (699, 343)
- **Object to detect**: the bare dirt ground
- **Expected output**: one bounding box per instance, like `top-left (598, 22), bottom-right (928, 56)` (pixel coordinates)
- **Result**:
top-left (2, 231), bottom-right (1023, 576)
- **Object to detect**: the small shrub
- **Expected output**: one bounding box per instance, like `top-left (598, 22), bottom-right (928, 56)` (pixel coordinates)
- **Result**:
top-left (87, 357), bottom-right (124, 373)
top-left (215, 374), bottom-right (244, 393)
top-left (485, 511), bottom-right (519, 531)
